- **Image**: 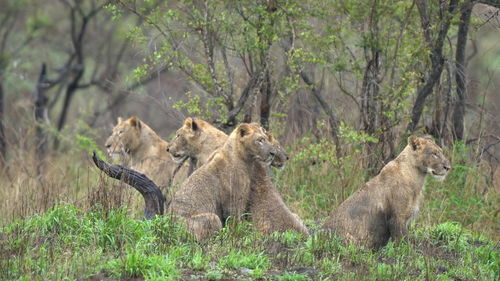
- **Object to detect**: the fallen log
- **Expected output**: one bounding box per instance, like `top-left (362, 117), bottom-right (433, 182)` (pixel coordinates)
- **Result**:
top-left (91, 152), bottom-right (165, 219)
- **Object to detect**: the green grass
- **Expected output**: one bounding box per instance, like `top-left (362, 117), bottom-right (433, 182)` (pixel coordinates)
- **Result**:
top-left (1, 204), bottom-right (498, 280)
top-left (0, 139), bottom-right (498, 280)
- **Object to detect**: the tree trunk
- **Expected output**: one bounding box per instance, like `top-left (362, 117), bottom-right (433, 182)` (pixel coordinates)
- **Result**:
top-left (0, 81), bottom-right (6, 163)
top-left (407, 0), bottom-right (458, 133)
top-left (221, 72), bottom-right (259, 131)
top-left (407, 60), bottom-right (445, 132)
top-left (360, 48), bottom-right (385, 169)
top-left (54, 67), bottom-right (84, 149)
top-left (33, 63), bottom-right (50, 176)
top-left (453, 0), bottom-right (473, 140)
top-left (300, 71), bottom-right (341, 158)
top-left (92, 152), bottom-right (165, 219)
top-left (222, 65), bottom-right (267, 132)
top-left (260, 70), bottom-right (272, 130)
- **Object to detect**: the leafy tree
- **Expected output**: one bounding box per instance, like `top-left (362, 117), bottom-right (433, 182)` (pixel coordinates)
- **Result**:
top-left (111, 0), bottom-right (302, 131)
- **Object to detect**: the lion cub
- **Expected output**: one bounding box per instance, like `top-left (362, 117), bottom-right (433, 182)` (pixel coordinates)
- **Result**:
top-left (167, 118), bottom-right (306, 237)
top-left (167, 117), bottom-right (289, 170)
top-left (167, 117), bottom-right (228, 171)
top-left (167, 123), bottom-right (278, 240)
top-left (105, 116), bottom-right (187, 189)
top-left (322, 135), bottom-right (451, 249)
top-left (249, 161), bottom-right (309, 236)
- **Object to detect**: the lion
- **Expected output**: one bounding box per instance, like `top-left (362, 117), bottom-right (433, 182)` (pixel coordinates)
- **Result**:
top-left (105, 116), bottom-right (187, 189)
top-left (167, 123), bottom-right (278, 241)
top-left (266, 131), bottom-right (289, 168)
top-left (167, 118), bottom-right (305, 238)
top-left (322, 135), bottom-right (451, 249)
top-left (167, 117), bottom-right (289, 170)
top-left (166, 117), bottom-right (228, 172)
top-left (249, 161), bottom-right (309, 236)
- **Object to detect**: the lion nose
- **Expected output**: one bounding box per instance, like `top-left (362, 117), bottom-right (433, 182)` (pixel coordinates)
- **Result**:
top-left (105, 143), bottom-right (111, 149)
top-left (444, 164), bottom-right (451, 171)
top-left (270, 150), bottom-right (276, 157)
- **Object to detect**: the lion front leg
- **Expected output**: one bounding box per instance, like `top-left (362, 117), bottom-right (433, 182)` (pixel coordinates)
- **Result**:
top-left (388, 217), bottom-right (408, 243)
top-left (291, 212), bottom-right (309, 236)
top-left (251, 190), bottom-right (309, 237)
top-left (257, 210), bottom-right (309, 236)
top-left (186, 212), bottom-right (223, 241)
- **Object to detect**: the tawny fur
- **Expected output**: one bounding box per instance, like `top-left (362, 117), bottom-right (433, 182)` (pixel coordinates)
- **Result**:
top-left (168, 118), bottom-right (305, 237)
top-left (167, 117), bottom-right (227, 170)
top-left (249, 162), bottom-right (309, 236)
top-left (167, 123), bottom-right (277, 241)
top-left (105, 116), bottom-right (188, 190)
top-left (322, 136), bottom-right (451, 249)
top-left (167, 117), bottom-right (289, 169)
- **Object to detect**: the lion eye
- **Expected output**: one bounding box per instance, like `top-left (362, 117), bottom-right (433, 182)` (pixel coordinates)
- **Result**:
top-left (257, 138), bottom-right (265, 144)
top-left (118, 130), bottom-right (124, 135)
top-left (432, 152), bottom-right (438, 159)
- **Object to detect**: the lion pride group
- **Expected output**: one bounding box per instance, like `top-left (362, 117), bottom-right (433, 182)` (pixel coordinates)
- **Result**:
top-left (104, 116), bottom-right (451, 249)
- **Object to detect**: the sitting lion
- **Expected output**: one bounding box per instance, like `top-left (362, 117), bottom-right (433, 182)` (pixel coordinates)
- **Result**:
top-left (167, 117), bottom-right (289, 170)
top-left (322, 135), bottom-right (451, 249)
top-left (249, 161), bottom-right (309, 236)
top-left (167, 117), bottom-right (228, 172)
top-left (167, 123), bottom-right (282, 240)
top-left (167, 118), bottom-right (306, 238)
top-left (266, 132), bottom-right (289, 168)
top-left (105, 116), bottom-right (187, 189)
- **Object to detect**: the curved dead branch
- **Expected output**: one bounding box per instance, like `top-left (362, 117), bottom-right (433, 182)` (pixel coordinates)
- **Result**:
top-left (91, 152), bottom-right (165, 219)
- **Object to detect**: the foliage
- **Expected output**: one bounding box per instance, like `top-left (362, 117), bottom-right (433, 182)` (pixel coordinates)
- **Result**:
top-left (1, 137), bottom-right (498, 280)
top-left (0, 0), bottom-right (498, 280)
top-left (1, 202), bottom-right (497, 280)
top-left (0, 108), bottom-right (495, 280)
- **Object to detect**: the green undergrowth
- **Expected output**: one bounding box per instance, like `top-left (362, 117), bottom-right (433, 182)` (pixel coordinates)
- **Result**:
top-left (1, 204), bottom-right (498, 280)
top-left (0, 138), bottom-right (498, 280)
top-left (275, 138), bottom-right (499, 239)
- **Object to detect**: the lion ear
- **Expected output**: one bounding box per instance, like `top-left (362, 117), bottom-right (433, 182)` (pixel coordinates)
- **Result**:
top-left (408, 135), bottom-right (419, 151)
top-left (191, 118), bottom-right (199, 131)
top-left (129, 116), bottom-right (142, 130)
top-left (117, 117), bottom-right (123, 124)
top-left (266, 130), bottom-right (275, 142)
top-left (237, 123), bottom-right (252, 138)
top-left (183, 117), bottom-right (199, 132)
top-left (184, 117), bottom-right (193, 128)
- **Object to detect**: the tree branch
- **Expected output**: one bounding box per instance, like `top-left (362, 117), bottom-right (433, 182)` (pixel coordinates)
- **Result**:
top-left (92, 152), bottom-right (165, 219)
top-left (300, 71), bottom-right (341, 158)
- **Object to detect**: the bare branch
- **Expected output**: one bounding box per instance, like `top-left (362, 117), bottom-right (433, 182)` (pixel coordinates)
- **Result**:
top-left (300, 71), bottom-right (341, 158)
top-left (92, 152), bottom-right (165, 219)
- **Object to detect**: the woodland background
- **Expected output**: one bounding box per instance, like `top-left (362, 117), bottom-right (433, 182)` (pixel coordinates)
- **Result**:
top-left (0, 0), bottom-right (499, 280)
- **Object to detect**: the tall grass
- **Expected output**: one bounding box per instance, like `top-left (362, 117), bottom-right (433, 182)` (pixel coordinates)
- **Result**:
top-left (0, 129), bottom-right (498, 280)
top-left (275, 136), bottom-right (499, 239)
top-left (1, 204), bottom-right (497, 280)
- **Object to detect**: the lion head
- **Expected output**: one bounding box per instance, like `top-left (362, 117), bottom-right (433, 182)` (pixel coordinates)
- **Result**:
top-left (408, 135), bottom-right (451, 181)
top-left (105, 116), bottom-right (142, 160)
top-left (266, 131), bottom-right (289, 168)
top-left (168, 118), bottom-right (289, 170)
top-left (167, 117), bottom-right (227, 164)
top-left (232, 123), bottom-right (277, 165)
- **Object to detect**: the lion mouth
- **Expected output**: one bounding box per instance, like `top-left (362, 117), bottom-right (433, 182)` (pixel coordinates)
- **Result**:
top-left (107, 149), bottom-right (123, 159)
top-left (431, 170), bottom-right (447, 181)
top-left (109, 153), bottom-right (122, 161)
top-left (272, 162), bottom-right (285, 168)
top-left (171, 153), bottom-right (188, 163)
top-left (255, 155), bottom-right (275, 165)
